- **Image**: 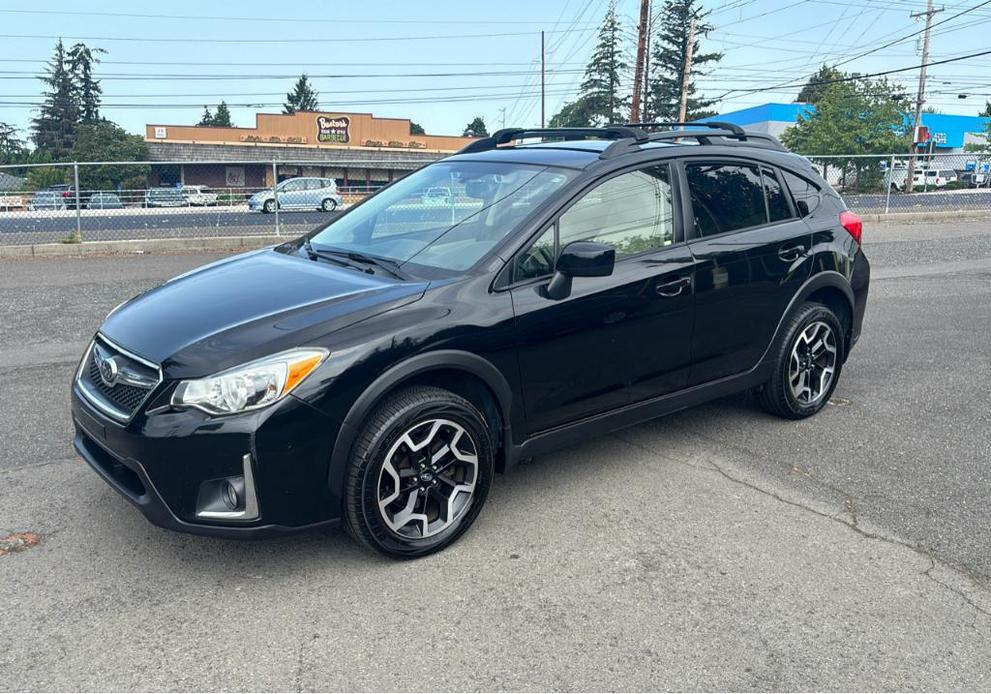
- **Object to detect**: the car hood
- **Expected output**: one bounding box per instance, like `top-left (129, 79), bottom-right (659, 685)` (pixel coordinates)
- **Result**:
top-left (100, 248), bottom-right (428, 377)
top-left (249, 189), bottom-right (274, 201)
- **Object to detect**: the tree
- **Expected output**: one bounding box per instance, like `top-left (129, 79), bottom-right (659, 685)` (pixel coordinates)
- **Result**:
top-left (463, 116), bottom-right (489, 137)
top-left (68, 42), bottom-right (106, 123)
top-left (212, 101), bottom-right (233, 127)
top-left (0, 122), bottom-right (26, 164)
top-left (980, 101), bottom-right (991, 118)
top-left (32, 39), bottom-right (79, 159)
top-left (577, 2), bottom-right (629, 125)
top-left (645, 0), bottom-right (722, 121)
top-left (71, 120), bottom-right (150, 190)
top-left (198, 106), bottom-right (214, 126)
top-left (781, 74), bottom-right (911, 190)
top-left (549, 98), bottom-right (594, 127)
top-left (797, 64), bottom-right (844, 105)
top-left (283, 74), bottom-right (319, 114)
top-left (409, 121), bottom-right (426, 135)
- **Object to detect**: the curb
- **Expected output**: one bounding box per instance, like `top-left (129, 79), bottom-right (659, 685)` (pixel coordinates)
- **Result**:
top-left (0, 235), bottom-right (286, 259)
top-left (865, 209), bottom-right (991, 223)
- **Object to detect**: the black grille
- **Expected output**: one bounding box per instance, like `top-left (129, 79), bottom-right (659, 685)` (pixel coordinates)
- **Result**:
top-left (79, 338), bottom-right (160, 419)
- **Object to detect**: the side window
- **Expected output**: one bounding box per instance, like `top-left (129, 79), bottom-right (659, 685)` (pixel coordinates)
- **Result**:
top-left (761, 167), bottom-right (793, 222)
top-left (686, 162), bottom-right (770, 237)
top-left (780, 169), bottom-right (821, 217)
top-left (513, 165), bottom-right (675, 282)
top-left (559, 165), bottom-right (674, 257)
top-left (514, 224), bottom-right (556, 281)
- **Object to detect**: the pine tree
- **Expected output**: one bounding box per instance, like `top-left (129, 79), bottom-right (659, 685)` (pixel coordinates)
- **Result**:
top-left (462, 117), bottom-right (489, 137)
top-left (32, 39), bottom-right (79, 158)
top-left (68, 43), bottom-right (106, 123)
top-left (645, 0), bottom-right (722, 121)
top-left (981, 101), bottom-right (991, 118)
top-left (0, 122), bottom-right (26, 164)
top-left (212, 101), bottom-right (233, 127)
top-left (409, 121), bottom-right (426, 135)
top-left (198, 106), bottom-right (214, 126)
top-left (578, 2), bottom-right (629, 125)
top-left (284, 74), bottom-right (320, 114)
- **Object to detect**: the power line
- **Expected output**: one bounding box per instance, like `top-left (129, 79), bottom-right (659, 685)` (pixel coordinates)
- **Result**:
top-left (0, 28), bottom-right (588, 45)
top-left (0, 8), bottom-right (598, 26)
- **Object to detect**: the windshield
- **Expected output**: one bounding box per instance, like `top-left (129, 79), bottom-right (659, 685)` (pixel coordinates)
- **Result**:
top-left (308, 161), bottom-right (572, 272)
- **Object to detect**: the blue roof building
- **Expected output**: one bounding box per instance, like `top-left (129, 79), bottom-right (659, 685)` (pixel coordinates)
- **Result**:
top-left (697, 102), bottom-right (990, 152)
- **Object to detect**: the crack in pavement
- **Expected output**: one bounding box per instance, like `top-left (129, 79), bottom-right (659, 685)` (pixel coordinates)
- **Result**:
top-left (610, 430), bottom-right (991, 620)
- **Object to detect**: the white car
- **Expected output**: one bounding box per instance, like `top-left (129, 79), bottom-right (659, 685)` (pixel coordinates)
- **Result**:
top-left (248, 177), bottom-right (343, 213)
top-left (182, 185), bottom-right (219, 206)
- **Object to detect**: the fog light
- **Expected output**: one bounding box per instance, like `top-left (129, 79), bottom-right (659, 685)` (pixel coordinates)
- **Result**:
top-left (223, 480), bottom-right (240, 510)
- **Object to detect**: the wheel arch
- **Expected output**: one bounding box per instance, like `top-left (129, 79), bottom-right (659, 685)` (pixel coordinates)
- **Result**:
top-left (760, 271), bottom-right (855, 367)
top-left (327, 350), bottom-right (515, 498)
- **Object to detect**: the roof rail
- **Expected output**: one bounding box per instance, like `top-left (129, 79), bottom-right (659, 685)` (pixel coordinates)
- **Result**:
top-left (456, 126), bottom-right (649, 155)
top-left (616, 121), bottom-right (788, 152)
top-left (625, 121), bottom-right (747, 139)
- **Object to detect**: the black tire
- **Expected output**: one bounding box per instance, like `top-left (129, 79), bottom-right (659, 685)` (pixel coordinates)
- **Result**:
top-left (321, 198), bottom-right (337, 212)
top-left (262, 199), bottom-right (276, 214)
top-left (756, 302), bottom-right (845, 420)
top-left (343, 386), bottom-right (494, 558)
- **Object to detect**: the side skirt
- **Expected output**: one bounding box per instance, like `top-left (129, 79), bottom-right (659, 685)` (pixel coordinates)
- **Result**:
top-left (507, 363), bottom-right (771, 468)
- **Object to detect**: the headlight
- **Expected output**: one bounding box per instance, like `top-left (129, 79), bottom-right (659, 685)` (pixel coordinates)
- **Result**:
top-left (171, 348), bottom-right (328, 415)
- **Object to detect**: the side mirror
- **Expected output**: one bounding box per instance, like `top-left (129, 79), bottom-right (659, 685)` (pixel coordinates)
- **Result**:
top-left (544, 241), bottom-right (615, 300)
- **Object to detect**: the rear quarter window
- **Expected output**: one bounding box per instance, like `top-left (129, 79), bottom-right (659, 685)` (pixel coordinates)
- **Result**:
top-left (780, 169), bottom-right (822, 217)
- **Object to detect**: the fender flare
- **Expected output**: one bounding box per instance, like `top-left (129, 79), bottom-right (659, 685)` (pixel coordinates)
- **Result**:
top-left (327, 350), bottom-right (515, 496)
top-left (758, 270), bottom-right (855, 366)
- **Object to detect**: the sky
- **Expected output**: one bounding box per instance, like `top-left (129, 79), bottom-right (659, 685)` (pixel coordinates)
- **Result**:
top-left (1, 0), bottom-right (990, 140)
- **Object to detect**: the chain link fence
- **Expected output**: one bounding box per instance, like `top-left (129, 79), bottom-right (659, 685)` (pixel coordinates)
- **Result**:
top-left (2, 152), bottom-right (990, 246)
top-left (809, 152), bottom-right (991, 214)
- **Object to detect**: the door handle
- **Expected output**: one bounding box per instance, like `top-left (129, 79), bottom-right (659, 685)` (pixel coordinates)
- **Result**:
top-left (655, 276), bottom-right (692, 297)
top-left (778, 244), bottom-right (806, 262)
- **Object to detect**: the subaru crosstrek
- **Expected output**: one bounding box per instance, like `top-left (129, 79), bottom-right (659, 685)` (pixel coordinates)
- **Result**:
top-left (71, 124), bottom-right (870, 558)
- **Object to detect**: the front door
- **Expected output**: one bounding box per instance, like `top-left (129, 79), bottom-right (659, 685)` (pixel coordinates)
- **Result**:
top-left (682, 159), bottom-right (813, 384)
top-left (509, 163), bottom-right (696, 434)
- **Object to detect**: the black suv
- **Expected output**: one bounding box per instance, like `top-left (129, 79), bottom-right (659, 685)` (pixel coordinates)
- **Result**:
top-left (71, 124), bottom-right (870, 557)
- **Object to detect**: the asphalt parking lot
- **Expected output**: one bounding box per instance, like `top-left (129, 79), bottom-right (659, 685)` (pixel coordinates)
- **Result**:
top-left (1, 220), bottom-right (990, 690)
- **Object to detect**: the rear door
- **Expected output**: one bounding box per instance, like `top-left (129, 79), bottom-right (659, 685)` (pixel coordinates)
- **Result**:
top-left (509, 162), bottom-right (696, 433)
top-left (681, 158), bottom-right (812, 385)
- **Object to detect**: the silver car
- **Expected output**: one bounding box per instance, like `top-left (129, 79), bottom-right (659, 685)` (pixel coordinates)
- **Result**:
top-left (248, 177), bottom-right (343, 213)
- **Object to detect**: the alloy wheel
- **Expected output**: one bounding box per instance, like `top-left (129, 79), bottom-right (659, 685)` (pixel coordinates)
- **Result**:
top-left (788, 320), bottom-right (837, 406)
top-left (376, 418), bottom-right (479, 539)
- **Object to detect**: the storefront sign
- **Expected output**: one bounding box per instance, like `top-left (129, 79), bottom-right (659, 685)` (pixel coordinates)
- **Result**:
top-left (317, 116), bottom-right (350, 144)
top-left (154, 126), bottom-right (167, 139)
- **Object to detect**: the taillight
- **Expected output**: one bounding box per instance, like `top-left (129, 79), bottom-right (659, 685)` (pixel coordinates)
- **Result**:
top-left (839, 210), bottom-right (862, 245)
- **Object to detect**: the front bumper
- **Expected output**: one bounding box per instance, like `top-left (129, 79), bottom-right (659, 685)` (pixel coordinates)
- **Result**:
top-left (71, 380), bottom-right (345, 538)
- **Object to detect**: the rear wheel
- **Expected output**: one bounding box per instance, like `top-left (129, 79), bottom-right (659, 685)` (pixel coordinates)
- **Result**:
top-left (756, 302), bottom-right (843, 419)
top-left (343, 386), bottom-right (494, 558)
top-left (321, 198), bottom-right (337, 212)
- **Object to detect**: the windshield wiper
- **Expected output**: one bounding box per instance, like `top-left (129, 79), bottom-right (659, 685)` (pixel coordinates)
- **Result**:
top-left (304, 240), bottom-right (407, 280)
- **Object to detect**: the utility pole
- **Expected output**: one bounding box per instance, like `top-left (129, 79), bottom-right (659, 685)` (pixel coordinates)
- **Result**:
top-left (677, 16), bottom-right (697, 123)
top-left (630, 0), bottom-right (651, 123)
top-left (905, 0), bottom-right (942, 193)
top-left (498, 107), bottom-right (506, 129)
top-left (540, 30), bottom-right (546, 128)
top-left (643, 8), bottom-right (653, 121)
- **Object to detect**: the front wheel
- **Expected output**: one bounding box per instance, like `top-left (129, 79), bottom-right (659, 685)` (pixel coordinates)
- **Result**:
top-left (343, 386), bottom-right (494, 558)
top-left (262, 199), bottom-right (276, 214)
top-left (320, 198), bottom-right (337, 212)
top-left (756, 302), bottom-right (844, 419)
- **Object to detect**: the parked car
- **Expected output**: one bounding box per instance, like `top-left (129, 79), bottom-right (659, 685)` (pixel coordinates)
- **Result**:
top-left (86, 192), bottom-right (125, 210)
top-left (182, 185), bottom-right (219, 206)
top-left (28, 190), bottom-right (68, 211)
top-left (248, 177), bottom-right (342, 213)
top-left (145, 187), bottom-right (187, 208)
top-left (44, 183), bottom-right (80, 209)
top-left (966, 171), bottom-right (990, 187)
top-left (71, 123), bottom-right (870, 558)
top-left (421, 186), bottom-right (453, 205)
